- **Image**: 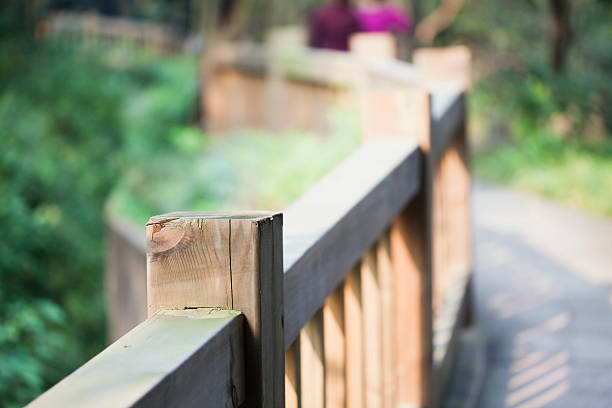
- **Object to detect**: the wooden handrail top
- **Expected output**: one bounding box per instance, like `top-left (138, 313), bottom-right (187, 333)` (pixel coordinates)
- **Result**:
top-left (283, 140), bottom-right (421, 348)
top-left (430, 89), bottom-right (465, 165)
top-left (211, 42), bottom-right (366, 90)
top-left (28, 309), bottom-right (245, 408)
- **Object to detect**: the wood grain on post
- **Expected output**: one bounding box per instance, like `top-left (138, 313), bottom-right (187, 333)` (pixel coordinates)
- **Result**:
top-left (146, 211), bottom-right (284, 407)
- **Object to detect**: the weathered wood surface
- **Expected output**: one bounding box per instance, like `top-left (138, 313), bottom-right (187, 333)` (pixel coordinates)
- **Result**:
top-left (146, 211), bottom-right (284, 407)
top-left (283, 140), bottom-right (421, 348)
top-left (28, 309), bottom-right (244, 408)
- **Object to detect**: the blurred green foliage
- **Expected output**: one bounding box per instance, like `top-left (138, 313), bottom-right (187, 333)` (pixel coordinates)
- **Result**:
top-left (0, 43), bottom-right (122, 406)
top-left (108, 109), bottom-right (360, 225)
top-left (3, 0), bottom-right (611, 406)
top-left (0, 37), bottom-right (202, 405)
top-left (0, 32), bottom-right (359, 407)
top-left (431, 0), bottom-right (612, 215)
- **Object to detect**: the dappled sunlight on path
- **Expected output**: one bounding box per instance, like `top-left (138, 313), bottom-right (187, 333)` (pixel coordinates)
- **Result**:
top-left (473, 183), bottom-right (612, 407)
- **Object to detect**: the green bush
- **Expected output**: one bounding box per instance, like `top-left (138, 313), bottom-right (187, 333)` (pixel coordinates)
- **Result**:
top-left (433, 0), bottom-right (612, 216)
top-left (0, 44), bottom-right (125, 406)
top-left (0, 39), bottom-right (203, 406)
top-left (0, 36), bottom-right (359, 406)
top-left (108, 108), bottom-right (361, 224)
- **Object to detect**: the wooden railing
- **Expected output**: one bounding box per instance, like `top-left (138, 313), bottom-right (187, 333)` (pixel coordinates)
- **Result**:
top-left (202, 42), bottom-right (419, 134)
top-left (30, 41), bottom-right (471, 408)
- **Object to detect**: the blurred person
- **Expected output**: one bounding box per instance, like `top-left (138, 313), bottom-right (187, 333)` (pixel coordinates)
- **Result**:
top-left (308, 0), bottom-right (360, 51)
top-left (356, 0), bottom-right (412, 34)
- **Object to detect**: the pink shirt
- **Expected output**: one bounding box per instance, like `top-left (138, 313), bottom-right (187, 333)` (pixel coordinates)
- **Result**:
top-left (356, 5), bottom-right (412, 34)
top-left (309, 4), bottom-right (361, 51)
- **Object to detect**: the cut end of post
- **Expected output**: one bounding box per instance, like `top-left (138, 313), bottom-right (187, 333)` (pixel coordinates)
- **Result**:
top-left (146, 211), bottom-right (282, 316)
top-left (146, 210), bottom-right (285, 407)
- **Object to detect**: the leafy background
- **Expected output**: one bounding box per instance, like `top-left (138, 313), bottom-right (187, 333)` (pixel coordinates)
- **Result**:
top-left (1, 0), bottom-right (611, 406)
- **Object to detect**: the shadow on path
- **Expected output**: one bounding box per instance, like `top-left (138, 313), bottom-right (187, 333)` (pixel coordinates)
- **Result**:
top-left (473, 183), bottom-right (612, 408)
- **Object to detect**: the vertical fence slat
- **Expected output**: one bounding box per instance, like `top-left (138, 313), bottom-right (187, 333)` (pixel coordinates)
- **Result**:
top-left (300, 309), bottom-right (325, 408)
top-left (362, 246), bottom-right (384, 408)
top-left (146, 212), bottom-right (284, 407)
top-left (377, 232), bottom-right (396, 408)
top-left (345, 265), bottom-right (364, 408)
top-left (324, 285), bottom-right (346, 408)
top-left (360, 83), bottom-right (433, 406)
top-left (285, 339), bottom-right (301, 408)
top-left (392, 190), bottom-right (432, 406)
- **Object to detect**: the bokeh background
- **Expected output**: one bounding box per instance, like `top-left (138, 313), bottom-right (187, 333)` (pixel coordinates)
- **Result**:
top-left (1, 0), bottom-right (610, 406)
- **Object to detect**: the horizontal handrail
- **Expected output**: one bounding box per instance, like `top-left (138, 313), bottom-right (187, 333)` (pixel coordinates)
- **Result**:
top-left (283, 140), bottom-right (421, 348)
top-left (430, 88), bottom-right (465, 165)
top-left (39, 40), bottom-right (472, 408)
top-left (29, 309), bottom-right (244, 408)
top-left (212, 42), bottom-right (366, 89)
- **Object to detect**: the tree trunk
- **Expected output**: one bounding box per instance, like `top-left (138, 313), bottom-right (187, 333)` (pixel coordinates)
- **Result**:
top-left (549, 0), bottom-right (571, 74)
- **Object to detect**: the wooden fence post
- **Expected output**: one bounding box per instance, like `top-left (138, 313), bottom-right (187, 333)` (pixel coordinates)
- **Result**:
top-left (362, 82), bottom-right (433, 407)
top-left (146, 211), bottom-right (284, 407)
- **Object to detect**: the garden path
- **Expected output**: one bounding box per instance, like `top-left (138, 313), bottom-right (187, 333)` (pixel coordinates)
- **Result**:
top-left (445, 182), bottom-right (612, 407)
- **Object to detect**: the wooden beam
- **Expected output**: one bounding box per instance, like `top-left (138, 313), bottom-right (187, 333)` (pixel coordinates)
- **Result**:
top-left (146, 211), bottom-right (284, 407)
top-left (29, 309), bottom-right (245, 408)
top-left (360, 76), bottom-right (434, 407)
top-left (283, 141), bottom-right (421, 348)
